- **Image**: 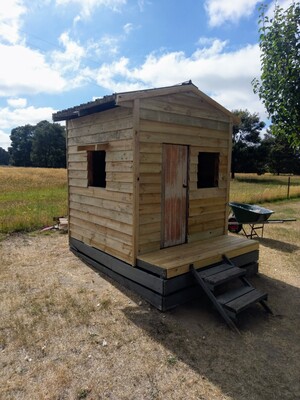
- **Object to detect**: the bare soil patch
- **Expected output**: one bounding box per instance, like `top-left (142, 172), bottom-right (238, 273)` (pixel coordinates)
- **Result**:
top-left (1, 201), bottom-right (299, 400)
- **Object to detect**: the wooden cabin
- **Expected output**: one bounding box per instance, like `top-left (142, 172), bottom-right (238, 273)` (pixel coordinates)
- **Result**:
top-left (53, 82), bottom-right (259, 311)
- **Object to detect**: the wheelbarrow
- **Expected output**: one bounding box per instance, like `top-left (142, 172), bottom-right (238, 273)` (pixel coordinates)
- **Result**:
top-left (228, 202), bottom-right (296, 239)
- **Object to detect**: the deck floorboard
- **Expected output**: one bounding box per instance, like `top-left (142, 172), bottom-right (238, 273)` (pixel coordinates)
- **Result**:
top-left (137, 235), bottom-right (258, 278)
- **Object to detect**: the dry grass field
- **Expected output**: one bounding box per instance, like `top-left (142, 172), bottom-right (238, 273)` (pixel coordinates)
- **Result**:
top-left (0, 200), bottom-right (299, 400)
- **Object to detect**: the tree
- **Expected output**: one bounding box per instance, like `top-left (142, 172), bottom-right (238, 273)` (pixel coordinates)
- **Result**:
top-left (9, 125), bottom-right (34, 166)
top-left (231, 109), bottom-right (266, 178)
top-left (262, 128), bottom-right (300, 175)
top-left (31, 121), bottom-right (66, 168)
top-left (0, 147), bottom-right (9, 165)
top-left (253, 2), bottom-right (300, 146)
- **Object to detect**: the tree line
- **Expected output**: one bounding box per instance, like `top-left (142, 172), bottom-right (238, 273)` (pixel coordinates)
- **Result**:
top-left (0, 121), bottom-right (66, 168)
top-left (0, 112), bottom-right (299, 176)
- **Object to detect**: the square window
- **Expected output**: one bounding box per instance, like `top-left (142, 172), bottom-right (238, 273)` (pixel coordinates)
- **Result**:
top-left (87, 150), bottom-right (106, 188)
top-left (197, 152), bottom-right (219, 188)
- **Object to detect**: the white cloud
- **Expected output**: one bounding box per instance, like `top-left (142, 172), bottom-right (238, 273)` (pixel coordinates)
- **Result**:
top-left (55, 0), bottom-right (127, 19)
top-left (123, 23), bottom-right (134, 35)
top-left (0, 104), bottom-right (57, 149)
top-left (51, 31), bottom-right (86, 73)
top-left (204, 0), bottom-right (260, 27)
top-left (88, 40), bottom-right (267, 118)
top-left (0, 105), bottom-right (56, 129)
top-left (0, 43), bottom-right (67, 97)
top-left (7, 97), bottom-right (27, 108)
top-left (0, 129), bottom-right (11, 149)
top-left (0, 0), bottom-right (26, 44)
top-left (266, 0), bottom-right (294, 17)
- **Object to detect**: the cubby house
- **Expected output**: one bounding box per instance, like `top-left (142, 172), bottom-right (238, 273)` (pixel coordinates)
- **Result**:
top-left (53, 82), bottom-right (259, 311)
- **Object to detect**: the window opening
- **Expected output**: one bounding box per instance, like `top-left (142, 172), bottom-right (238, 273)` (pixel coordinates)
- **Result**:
top-left (88, 150), bottom-right (106, 188)
top-left (197, 152), bottom-right (219, 188)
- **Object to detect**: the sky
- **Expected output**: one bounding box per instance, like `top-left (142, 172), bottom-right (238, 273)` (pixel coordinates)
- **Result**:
top-left (0, 0), bottom-right (292, 149)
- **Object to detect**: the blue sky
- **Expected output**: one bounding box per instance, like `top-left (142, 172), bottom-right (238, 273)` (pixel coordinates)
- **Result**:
top-left (0, 0), bottom-right (291, 149)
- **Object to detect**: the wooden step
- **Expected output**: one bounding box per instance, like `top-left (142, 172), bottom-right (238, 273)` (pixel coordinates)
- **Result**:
top-left (223, 289), bottom-right (268, 314)
top-left (202, 266), bottom-right (246, 289)
top-left (216, 286), bottom-right (254, 305)
top-left (197, 263), bottom-right (232, 279)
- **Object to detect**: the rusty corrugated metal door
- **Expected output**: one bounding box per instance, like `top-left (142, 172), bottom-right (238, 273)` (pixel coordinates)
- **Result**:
top-left (162, 144), bottom-right (188, 248)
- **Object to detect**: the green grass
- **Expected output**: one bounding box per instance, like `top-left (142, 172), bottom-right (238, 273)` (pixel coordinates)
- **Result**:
top-left (0, 167), bottom-right (299, 233)
top-left (0, 167), bottom-right (67, 233)
top-left (230, 173), bottom-right (300, 204)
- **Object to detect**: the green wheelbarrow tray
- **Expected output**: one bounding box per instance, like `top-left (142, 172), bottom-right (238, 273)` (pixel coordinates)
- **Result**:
top-left (229, 202), bottom-right (274, 224)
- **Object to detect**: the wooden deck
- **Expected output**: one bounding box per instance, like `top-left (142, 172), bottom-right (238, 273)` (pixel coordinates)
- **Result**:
top-left (137, 235), bottom-right (259, 278)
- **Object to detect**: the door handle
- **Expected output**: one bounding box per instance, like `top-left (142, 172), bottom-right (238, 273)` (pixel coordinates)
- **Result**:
top-left (183, 184), bottom-right (187, 188)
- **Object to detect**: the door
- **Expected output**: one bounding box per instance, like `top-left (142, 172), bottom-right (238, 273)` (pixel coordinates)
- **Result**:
top-left (161, 144), bottom-right (188, 248)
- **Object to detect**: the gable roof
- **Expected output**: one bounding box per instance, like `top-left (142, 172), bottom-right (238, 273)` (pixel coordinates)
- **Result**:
top-left (52, 81), bottom-right (238, 123)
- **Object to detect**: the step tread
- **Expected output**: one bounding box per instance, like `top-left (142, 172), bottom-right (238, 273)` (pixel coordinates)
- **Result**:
top-left (224, 289), bottom-right (268, 314)
top-left (204, 267), bottom-right (246, 287)
top-left (197, 263), bottom-right (232, 279)
top-left (216, 286), bottom-right (255, 305)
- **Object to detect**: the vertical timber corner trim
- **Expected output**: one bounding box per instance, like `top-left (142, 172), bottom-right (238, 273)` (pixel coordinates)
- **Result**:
top-left (225, 121), bottom-right (233, 234)
top-left (132, 98), bottom-right (140, 265)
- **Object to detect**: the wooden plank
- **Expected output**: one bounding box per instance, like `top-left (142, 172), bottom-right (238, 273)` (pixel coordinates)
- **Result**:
top-left (106, 172), bottom-right (133, 183)
top-left (69, 185), bottom-right (133, 203)
top-left (224, 289), bottom-right (267, 314)
top-left (69, 178), bottom-right (87, 188)
top-left (70, 226), bottom-right (133, 258)
top-left (139, 173), bottom-right (161, 184)
top-left (132, 98), bottom-right (140, 266)
top-left (69, 193), bottom-right (133, 213)
top-left (68, 129), bottom-right (133, 146)
top-left (140, 108), bottom-right (229, 132)
top-left (81, 143), bottom-right (109, 151)
top-left (140, 193), bottom-right (161, 204)
top-left (188, 211), bottom-right (226, 226)
top-left (188, 228), bottom-right (224, 242)
top-left (70, 216), bottom-right (132, 246)
top-left (140, 131), bottom-right (228, 148)
top-left (139, 213), bottom-right (161, 225)
top-left (140, 153), bottom-right (162, 163)
top-left (136, 235), bottom-right (259, 278)
top-left (140, 97), bottom-right (230, 123)
top-left (106, 182), bottom-right (133, 193)
top-left (70, 201), bottom-right (133, 224)
top-left (139, 164), bottom-right (161, 174)
top-left (68, 170), bottom-right (88, 179)
top-left (139, 142), bottom-right (162, 153)
top-left (189, 188), bottom-right (227, 200)
top-left (106, 161), bottom-right (133, 172)
top-left (70, 237), bottom-right (165, 294)
top-left (69, 208), bottom-right (132, 235)
top-left (67, 107), bottom-right (132, 132)
top-left (68, 161), bottom-right (86, 171)
top-left (106, 150), bottom-right (133, 162)
top-left (139, 203), bottom-right (161, 214)
top-left (138, 241), bottom-right (161, 255)
top-left (140, 119), bottom-right (229, 140)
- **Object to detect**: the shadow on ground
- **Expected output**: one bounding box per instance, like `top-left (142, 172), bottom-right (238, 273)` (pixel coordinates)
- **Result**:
top-left (258, 237), bottom-right (300, 253)
top-left (122, 273), bottom-right (300, 400)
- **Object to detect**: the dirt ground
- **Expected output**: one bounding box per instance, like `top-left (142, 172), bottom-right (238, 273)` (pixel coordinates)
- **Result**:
top-left (0, 201), bottom-right (299, 400)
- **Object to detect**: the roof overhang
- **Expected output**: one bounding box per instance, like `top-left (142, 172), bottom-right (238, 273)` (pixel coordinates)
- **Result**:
top-left (52, 81), bottom-right (240, 124)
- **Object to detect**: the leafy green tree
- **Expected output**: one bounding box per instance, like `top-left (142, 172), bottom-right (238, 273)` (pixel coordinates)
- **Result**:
top-left (0, 147), bottom-right (9, 165)
top-left (231, 109), bottom-right (266, 178)
top-left (253, 2), bottom-right (300, 146)
top-left (262, 129), bottom-right (300, 175)
top-left (9, 125), bottom-right (34, 166)
top-left (31, 121), bottom-right (66, 168)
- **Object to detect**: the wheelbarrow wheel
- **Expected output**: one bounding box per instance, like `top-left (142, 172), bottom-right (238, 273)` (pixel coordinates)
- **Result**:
top-left (228, 216), bottom-right (242, 234)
